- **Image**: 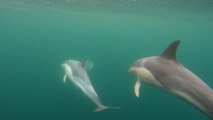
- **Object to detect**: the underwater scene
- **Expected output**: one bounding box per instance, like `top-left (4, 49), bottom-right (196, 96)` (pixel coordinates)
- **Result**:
top-left (0, 0), bottom-right (213, 120)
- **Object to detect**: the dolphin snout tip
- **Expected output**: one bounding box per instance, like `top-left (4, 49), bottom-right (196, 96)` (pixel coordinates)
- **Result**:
top-left (61, 63), bottom-right (67, 68)
top-left (128, 67), bottom-right (134, 73)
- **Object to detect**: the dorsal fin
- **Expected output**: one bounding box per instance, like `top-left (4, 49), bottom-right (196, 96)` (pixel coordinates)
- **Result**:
top-left (81, 59), bottom-right (94, 70)
top-left (160, 40), bottom-right (181, 61)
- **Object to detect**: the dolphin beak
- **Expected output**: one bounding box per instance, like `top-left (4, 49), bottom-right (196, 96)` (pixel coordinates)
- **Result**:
top-left (129, 67), bottom-right (134, 73)
top-left (61, 63), bottom-right (66, 68)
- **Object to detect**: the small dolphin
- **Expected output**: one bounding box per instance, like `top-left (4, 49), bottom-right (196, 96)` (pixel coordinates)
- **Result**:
top-left (129, 40), bottom-right (213, 119)
top-left (62, 59), bottom-right (116, 112)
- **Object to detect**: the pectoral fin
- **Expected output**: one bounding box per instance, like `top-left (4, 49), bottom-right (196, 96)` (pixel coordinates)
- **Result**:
top-left (63, 74), bottom-right (67, 83)
top-left (134, 77), bottom-right (141, 97)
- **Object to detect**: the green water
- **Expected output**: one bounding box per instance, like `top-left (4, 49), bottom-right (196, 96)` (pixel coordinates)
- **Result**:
top-left (0, 1), bottom-right (213, 120)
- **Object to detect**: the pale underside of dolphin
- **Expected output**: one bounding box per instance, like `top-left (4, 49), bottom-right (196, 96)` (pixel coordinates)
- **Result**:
top-left (62, 59), bottom-right (117, 112)
top-left (129, 40), bottom-right (213, 119)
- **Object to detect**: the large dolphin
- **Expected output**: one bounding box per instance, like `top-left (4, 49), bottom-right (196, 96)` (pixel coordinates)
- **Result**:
top-left (129, 40), bottom-right (213, 119)
top-left (62, 59), bottom-right (115, 112)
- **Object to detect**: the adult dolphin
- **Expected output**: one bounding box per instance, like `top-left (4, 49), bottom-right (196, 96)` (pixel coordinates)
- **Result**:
top-left (62, 59), bottom-right (116, 112)
top-left (129, 40), bottom-right (213, 119)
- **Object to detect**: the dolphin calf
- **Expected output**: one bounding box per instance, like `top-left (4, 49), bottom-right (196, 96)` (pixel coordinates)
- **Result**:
top-left (62, 59), bottom-right (116, 112)
top-left (129, 40), bottom-right (213, 119)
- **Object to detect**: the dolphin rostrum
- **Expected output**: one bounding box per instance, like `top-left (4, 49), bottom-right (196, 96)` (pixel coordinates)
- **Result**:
top-left (62, 59), bottom-right (117, 112)
top-left (129, 40), bottom-right (213, 119)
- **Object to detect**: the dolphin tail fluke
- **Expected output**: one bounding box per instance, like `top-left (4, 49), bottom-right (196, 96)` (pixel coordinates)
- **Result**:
top-left (94, 105), bottom-right (121, 112)
top-left (94, 105), bottom-right (109, 112)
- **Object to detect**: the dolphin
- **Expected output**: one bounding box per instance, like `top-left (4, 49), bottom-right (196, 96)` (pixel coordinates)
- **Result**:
top-left (62, 59), bottom-right (117, 112)
top-left (129, 40), bottom-right (213, 119)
